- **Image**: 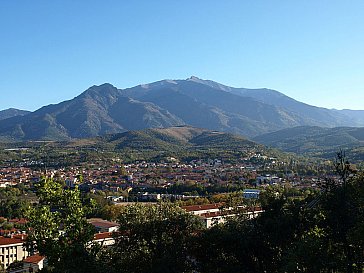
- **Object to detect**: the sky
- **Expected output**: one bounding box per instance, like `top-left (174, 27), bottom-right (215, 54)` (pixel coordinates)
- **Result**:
top-left (1, 1), bottom-right (364, 111)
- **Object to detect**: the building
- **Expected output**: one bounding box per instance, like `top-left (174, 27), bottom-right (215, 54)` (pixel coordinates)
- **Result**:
top-left (181, 203), bottom-right (223, 216)
top-left (93, 232), bottom-right (116, 247)
top-left (0, 236), bottom-right (28, 270)
top-left (182, 203), bottom-right (263, 228)
top-left (88, 219), bottom-right (119, 233)
top-left (199, 210), bottom-right (236, 228)
top-left (243, 189), bottom-right (261, 199)
top-left (22, 254), bottom-right (45, 273)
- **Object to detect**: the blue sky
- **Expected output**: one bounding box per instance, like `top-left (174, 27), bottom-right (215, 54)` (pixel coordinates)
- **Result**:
top-left (1, 1), bottom-right (363, 111)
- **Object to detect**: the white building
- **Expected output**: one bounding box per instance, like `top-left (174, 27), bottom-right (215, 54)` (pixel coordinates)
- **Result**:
top-left (0, 236), bottom-right (29, 270)
top-left (182, 203), bottom-right (263, 228)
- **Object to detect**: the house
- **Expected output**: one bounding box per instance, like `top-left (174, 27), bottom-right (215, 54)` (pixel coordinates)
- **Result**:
top-left (88, 219), bottom-right (119, 233)
top-left (22, 254), bottom-right (45, 272)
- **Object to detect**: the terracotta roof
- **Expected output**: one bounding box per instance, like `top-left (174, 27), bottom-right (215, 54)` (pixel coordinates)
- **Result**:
top-left (94, 232), bottom-right (113, 240)
top-left (0, 236), bottom-right (23, 246)
top-left (88, 219), bottom-right (119, 228)
top-left (181, 203), bottom-right (223, 212)
top-left (23, 254), bottom-right (45, 264)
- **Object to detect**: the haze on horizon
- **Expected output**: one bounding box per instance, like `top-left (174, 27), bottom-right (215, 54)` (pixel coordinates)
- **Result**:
top-left (1, 1), bottom-right (363, 111)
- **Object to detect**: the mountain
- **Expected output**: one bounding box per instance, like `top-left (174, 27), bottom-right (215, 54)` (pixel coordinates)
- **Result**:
top-left (1, 77), bottom-right (364, 141)
top-left (254, 126), bottom-right (364, 159)
top-left (0, 108), bottom-right (30, 121)
top-left (184, 77), bottom-right (364, 127)
top-left (121, 77), bottom-right (364, 134)
top-left (122, 78), bottom-right (312, 136)
top-left (0, 84), bottom-right (183, 141)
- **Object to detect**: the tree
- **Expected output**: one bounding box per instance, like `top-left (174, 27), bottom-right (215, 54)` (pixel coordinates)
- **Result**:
top-left (318, 153), bottom-right (364, 273)
top-left (25, 177), bottom-right (102, 273)
top-left (282, 151), bottom-right (364, 272)
top-left (109, 202), bottom-right (204, 273)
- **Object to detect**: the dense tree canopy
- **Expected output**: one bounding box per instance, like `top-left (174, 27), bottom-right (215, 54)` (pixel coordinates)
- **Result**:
top-left (108, 203), bottom-right (204, 273)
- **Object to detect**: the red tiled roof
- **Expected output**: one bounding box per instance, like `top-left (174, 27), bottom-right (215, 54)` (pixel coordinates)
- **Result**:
top-left (0, 236), bottom-right (23, 246)
top-left (88, 219), bottom-right (119, 228)
top-left (23, 254), bottom-right (44, 264)
top-left (181, 203), bottom-right (223, 212)
top-left (90, 221), bottom-right (119, 228)
top-left (94, 232), bottom-right (113, 240)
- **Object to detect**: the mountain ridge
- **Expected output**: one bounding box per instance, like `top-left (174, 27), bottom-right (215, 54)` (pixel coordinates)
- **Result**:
top-left (0, 108), bottom-right (31, 121)
top-left (0, 77), bottom-right (364, 141)
top-left (253, 126), bottom-right (364, 160)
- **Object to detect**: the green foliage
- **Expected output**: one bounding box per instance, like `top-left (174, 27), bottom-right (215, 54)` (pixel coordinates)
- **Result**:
top-left (109, 203), bottom-right (204, 273)
top-left (26, 177), bottom-right (102, 273)
top-left (0, 186), bottom-right (33, 218)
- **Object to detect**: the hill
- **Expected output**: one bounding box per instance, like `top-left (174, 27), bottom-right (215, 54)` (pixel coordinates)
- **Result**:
top-left (1, 126), bottom-right (277, 165)
top-left (254, 126), bottom-right (364, 160)
top-left (100, 126), bottom-right (255, 150)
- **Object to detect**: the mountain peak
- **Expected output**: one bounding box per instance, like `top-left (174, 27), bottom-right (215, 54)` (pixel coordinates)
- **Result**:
top-left (187, 76), bottom-right (206, 85)
top-left (89, 83), bottom-right (117, 89)
top-left (188, 76), bottom-right (202, 81)
top-left (80, 83), bottom-right (121, 98)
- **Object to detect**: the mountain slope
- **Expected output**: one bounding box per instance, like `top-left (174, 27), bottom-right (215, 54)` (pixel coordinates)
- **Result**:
top-left (122, 79), bottom-right (307, 136)
top-left (254, 126), bottom-right (364, 157)
top-left (99, 126), bottom-right (257, 152)
top-left (185, 77), bottom-right (364, 127)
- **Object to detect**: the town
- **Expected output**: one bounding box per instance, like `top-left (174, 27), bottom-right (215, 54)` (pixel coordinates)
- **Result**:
top-left (0, 148), bottom-right (334, 272)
